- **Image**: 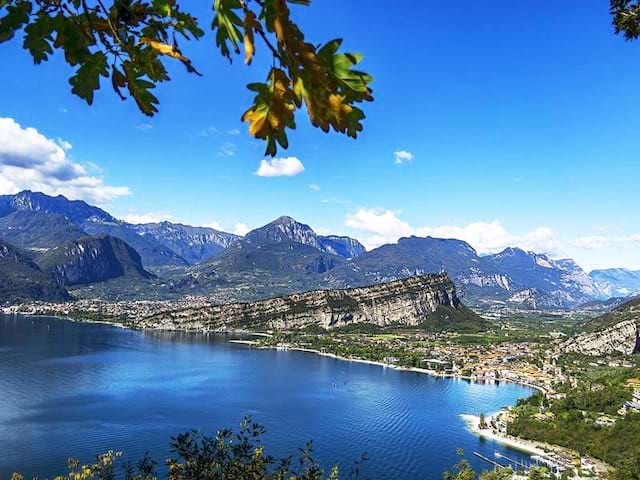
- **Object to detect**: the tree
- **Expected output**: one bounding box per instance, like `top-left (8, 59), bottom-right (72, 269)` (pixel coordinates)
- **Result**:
top-left (443, 450), bottom-right (476, 480)
top-left (10, 417), bottom-right (361, 480)
top-left (612, 0), bottom-right (640, 40)
top-left (478, 413), bottom-right (487, 430)
top-left (0, 0), bottom-right (373, 156)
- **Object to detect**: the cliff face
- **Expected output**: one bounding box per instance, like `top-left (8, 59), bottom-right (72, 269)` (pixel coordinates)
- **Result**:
top-left (565, 320), bottom-right (639, 356)
top-left (139, 273), bottom-right (479, 332)
top-left (564, 297), bottom-right (640, 356)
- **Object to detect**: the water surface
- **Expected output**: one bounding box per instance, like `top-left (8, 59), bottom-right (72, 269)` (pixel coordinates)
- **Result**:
top-left (0, 314), bottom-right (533, 479)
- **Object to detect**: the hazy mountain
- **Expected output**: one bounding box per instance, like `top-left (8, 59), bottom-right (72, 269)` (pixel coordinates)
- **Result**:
top-left (0, 190), bottom-right (116, 224)
top-left (324, 236), bottom-right (511, 301)
top-left (244, 216), bottom-right (364, 259)
top-left (37, 236), bottom-right (154, 286)
top-left (131, 222), bottom-right (240, 264)
top-left (0, 210), bottom-right (86, 251)
top-left (484, 248), bottom-right (600, 308)
top-left (0, 239), bottom-right (71, 303)
top-left (589, 268), bottom-right (640, 299)
top-left (0, 191), bottom-right (188, 268)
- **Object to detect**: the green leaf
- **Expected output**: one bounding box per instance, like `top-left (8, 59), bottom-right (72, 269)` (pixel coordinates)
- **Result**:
top-left (211, 0), bottom-right (243, 59)
top-left (151, 0), bottom-right (173, 17)
top-left (23, 13), bottom-right (54, 63)
top-left (124, 62), bottom-right (159, 116)
top-left (69, 51), bottom-right (108, 105)
top-left (0, 1), bottom-right (32, 43)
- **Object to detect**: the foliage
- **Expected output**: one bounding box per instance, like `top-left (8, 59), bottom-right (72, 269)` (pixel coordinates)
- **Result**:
top-left (0, 0), bottom-right (373, 155)
top-left (443, 450), bottom-right (476, 480)
top-left (11, 417), bottom-right (363, 480)
top-left (612, 0), bottom-right (640, 40)
top-left (509, 368), bottom-right (640, 479)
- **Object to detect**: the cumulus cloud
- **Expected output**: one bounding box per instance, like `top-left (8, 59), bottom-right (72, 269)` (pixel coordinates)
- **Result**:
top-left (309, 183), bottom-right (320, 192)
top-left (345, 209), bottom-right (413, 249)
top-left (124, 212), bottom-right (173, 224)
top-left (394, 150), bottom-right (414, 165)
top-left (255, 157), bottom-right (305, 177)
top-left (233, 222), bottom-right (251, 236)
top-left (0, 117), bottom-right (130, 205)
top-left (203, 221), bottom-right (224, 231)
top-left (345, 208), bottom-right (561, 254)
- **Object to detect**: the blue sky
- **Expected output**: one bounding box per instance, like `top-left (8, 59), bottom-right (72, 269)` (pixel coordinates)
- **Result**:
top-left (0, 1), bottom-right (639, 271)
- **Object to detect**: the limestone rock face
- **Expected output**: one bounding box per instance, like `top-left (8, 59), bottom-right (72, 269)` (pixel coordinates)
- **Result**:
top-left (564, 319), bottom-right (640, 356)
top-left (138, 273), bottom-right (464, 331)
top-left (564, 297), bottom-right (640, 356)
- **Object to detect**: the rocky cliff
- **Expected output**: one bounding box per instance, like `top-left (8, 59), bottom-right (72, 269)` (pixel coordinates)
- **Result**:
top-left (564, 297), bottom-right (640, 356)
top-left (138, 273), bottom-right (484, 332)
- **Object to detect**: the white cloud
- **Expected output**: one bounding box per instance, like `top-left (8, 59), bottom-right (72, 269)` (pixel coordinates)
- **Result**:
top-left (572, 236), bottom-right (611, 249)
top-left (56, 138), bottom-right (72, 151)
top-left (228, 128), bottom-right (241, 135)
top-left (233, 222), bottom-right (251, 236)
top-left (203, 221), bottom-right (224, 231)
top-left (630, 234), bottom-right (640, 242)
top-left (124, 212), bottom-right (173, 224)
top-left (309, 183), bottom-right (320, 192)
top-left (394, 150), bottom-right (414, 165)
top-left (345, 209), bottom-right (413, 249)
top-left (0, 117), bottom-right (130, 205)
top-left (255, 157), bottom-right (305, 177)
top-left (218, 142), bottom-right (237, 157)
top-left (345, 208), bottom-right (562, 254)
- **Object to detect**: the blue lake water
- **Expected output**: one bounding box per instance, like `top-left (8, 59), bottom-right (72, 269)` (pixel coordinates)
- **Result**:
top-left (0, 314), bottom-right (534, 479)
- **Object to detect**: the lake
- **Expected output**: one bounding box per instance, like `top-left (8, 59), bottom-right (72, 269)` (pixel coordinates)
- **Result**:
top-left (0, 314), bottom-right (534, 479)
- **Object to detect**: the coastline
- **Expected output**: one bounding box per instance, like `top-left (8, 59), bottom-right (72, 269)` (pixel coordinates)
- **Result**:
top-left (256, 344), bottom-right (547, 395)
top-left (460, 414), bottom-right (546, 457)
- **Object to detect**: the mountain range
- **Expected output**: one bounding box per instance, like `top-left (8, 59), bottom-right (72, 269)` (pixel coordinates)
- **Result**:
top-left (0, 190), bottom-right (633, 308)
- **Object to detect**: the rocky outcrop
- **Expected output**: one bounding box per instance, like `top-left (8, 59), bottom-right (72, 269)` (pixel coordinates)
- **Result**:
top-left (564, 297), bottom-right (640, 356)
top-left (138, 273), bottom-right (481, 332)
top-left (565, 320), bottom-right (639, 356)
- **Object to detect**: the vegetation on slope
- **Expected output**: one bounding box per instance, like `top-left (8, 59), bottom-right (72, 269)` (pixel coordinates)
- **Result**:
top-left (508, 357), bottom-right (640, 480)
top-left (0, 239), bottom-right (71, 303)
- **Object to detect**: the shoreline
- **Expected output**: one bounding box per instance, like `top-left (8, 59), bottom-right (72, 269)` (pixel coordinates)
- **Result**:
top-left (460, 414), bottom-right (546, 457)
top-left (257, 344), bottom-right (547, 395)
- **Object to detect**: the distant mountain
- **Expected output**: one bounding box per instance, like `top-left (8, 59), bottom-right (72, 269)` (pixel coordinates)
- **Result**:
top-left (0, 191), bottom-right (188, 268)
top-left (244, 216), bottom-right (364, 259)
top-left (324, 236), bottom-right (511, 301)
top-left (0, 210), bottom-right (86, 251)
top-left (37, 236), bottom-right (154, 286)
top-left (81, 221), bottom-right (189, 268)
top-left (589, 268), bottom-right (640, 299)
top-left (318, 235), bottom-right (366, 259)
top-left (0, 239), bottom-right (71, 303)
top-left (484, 248), bottom-right (599, 308)
top-left (0, 190), bottom-right (116, 224)
top-left (131, 222), bottom-right (239, 264)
